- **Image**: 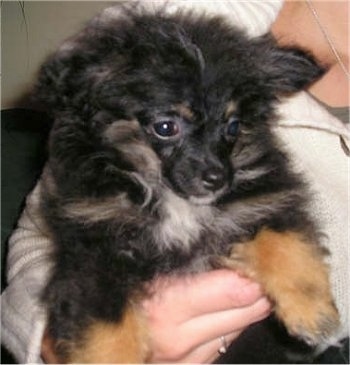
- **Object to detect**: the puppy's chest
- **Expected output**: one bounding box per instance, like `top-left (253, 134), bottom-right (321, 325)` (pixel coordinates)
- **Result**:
top-left (151, 192), bottom-right (237, 257)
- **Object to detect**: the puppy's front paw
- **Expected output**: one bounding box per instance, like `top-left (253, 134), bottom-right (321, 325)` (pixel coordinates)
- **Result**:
top-left (275, 283), bottom-right (339, 346)
top-left (221, 229), bottom-right (340, 346)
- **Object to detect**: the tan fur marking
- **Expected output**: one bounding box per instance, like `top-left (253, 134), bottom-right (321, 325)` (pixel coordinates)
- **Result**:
top-left (103, 119), bottom-right (140, 143)
top-left (67, 304), bottom-right (149, 363)
top-left (104, 119), bottom-right (161, 174)
top-left (118, 142), bottom-right (161, 175)
top-left (225, 101), bottom-right (238, 118)
top-left (62, 194), bottom-right (136, 223)
top-left (223, 229), bottom-right (339, 345)
top-left (174, 103), bottom-right (194, 121)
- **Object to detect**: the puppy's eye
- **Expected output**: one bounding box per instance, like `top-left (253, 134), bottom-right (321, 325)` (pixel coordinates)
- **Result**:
top-left (226, 115), bottom-right (240, 137)
top-left (153, 120), bottom-right (180, 138)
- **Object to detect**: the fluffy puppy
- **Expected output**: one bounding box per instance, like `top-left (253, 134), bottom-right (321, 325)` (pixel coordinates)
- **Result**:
top-left (36, 4), bottom-right (339, 363)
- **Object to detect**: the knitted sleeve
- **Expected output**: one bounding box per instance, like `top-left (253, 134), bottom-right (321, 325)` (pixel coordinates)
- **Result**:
top-left (1, 182), bottom-right (53, 364)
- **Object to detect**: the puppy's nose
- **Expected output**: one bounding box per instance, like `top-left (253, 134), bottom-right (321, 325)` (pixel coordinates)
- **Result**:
top-left (202, 168), bottom-right (226, 191)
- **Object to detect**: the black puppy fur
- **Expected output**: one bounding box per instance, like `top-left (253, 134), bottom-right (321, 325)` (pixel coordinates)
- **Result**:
top-left (36, 4), bottom-right (336, 361)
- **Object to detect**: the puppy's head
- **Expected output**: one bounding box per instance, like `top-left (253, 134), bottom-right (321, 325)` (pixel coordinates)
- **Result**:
top-left (37, 5), bottom-right (324, 205)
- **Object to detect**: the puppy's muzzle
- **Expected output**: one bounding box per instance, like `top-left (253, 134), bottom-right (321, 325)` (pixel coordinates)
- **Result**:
top-left (202, 166), bottom-right (226, 191)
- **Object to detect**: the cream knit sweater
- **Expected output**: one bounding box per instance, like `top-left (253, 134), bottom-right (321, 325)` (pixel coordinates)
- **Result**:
top-left (2, 1), bottom-right (349, 363)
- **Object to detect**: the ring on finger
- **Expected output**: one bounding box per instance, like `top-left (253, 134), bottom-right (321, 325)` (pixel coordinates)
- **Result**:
top-left (218, 336), bottom-right (228, 355)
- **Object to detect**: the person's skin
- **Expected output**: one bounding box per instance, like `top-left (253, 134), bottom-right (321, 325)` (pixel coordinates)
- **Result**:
top-left (271, 0), bottom-right (349, 107)
top-left (42, 1), bottom-right (349, 363)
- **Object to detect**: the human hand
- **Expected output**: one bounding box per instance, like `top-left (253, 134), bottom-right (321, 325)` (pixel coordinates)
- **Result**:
top-left (142, 269), bottom-right (271, 363)
top-left (41, 270), bottom-right (271, 364)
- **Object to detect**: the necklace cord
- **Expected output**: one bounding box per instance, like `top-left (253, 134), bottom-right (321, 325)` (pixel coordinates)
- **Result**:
top-left (305, 0), bottom-right (350, 80)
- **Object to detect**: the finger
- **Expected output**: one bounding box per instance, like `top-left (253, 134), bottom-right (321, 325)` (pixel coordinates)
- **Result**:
top-left (179, 296), bottom-right (272, 351)
top-left (186, 270), bottom-right (265, 318)
top-left (149, 326), bottom-right (241, 363)
top-left (144, 270), bottom-right (264, 321)
top-left (172, 330), bottom-right (241, 364)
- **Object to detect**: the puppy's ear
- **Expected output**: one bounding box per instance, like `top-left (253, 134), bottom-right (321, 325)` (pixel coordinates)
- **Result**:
top-left (257, 34), bottom-right (325, 94)
top-left (35, 47), bottom-right (89, 112)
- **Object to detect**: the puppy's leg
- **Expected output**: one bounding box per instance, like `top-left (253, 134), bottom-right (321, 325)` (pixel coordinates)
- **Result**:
top-left (222, 228), bottom-right (339, 345)
top-left (59, 303), bottom-right (150, 364)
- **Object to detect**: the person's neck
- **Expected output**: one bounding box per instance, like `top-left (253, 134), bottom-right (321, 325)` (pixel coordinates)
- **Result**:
top-left (271, 1), bottom-right (349, 107)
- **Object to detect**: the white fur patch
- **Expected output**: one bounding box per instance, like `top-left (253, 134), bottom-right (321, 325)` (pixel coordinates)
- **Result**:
top-left (154, 190), bottom-right (214, 250)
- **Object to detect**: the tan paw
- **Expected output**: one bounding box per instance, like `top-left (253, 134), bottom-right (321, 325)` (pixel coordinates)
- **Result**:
top-left (221, 229), bottom-right (340, 346)
top-left (275, 287), bottom-right (340, 346)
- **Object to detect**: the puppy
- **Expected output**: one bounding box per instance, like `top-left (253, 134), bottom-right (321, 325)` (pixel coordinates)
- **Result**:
top-left (36, 4), bottom-right (339, 363)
